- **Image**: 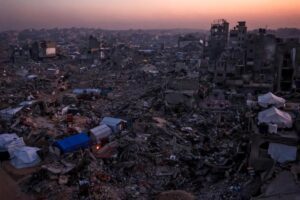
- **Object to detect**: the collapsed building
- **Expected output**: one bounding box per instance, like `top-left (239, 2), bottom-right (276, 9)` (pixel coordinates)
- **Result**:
top-left (164, 77), bottom-right (199, 109)
top-left (275, 38), bottom-right (300, 92)
top-left (209, 19), bottom-right (229, 62)
top-left (229, 21), bottom-right (247, 49)
top-left (207, 20), bottom-right (300, 94)
top-left (245, 29), bottom-right (277, 90)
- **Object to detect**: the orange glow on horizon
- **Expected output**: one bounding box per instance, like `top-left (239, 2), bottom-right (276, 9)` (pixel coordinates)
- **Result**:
top-left (0, 0), bottom-right (300, 30)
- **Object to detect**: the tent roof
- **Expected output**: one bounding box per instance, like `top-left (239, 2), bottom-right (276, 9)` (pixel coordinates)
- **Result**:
top-left (90, 124), bottom-right (112, 136)
top-left (258, 107), bottom-right (292, 128)
top-left (13, 146), bottom-right (40, 163)
top-left (258, 92), bottom-right (286, 107)
top-left (101, 117), bottom-right (125, 126)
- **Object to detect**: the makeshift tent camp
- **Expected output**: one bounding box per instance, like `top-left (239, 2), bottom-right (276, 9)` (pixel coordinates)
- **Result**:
top-left (10, 146), bottom-right (41, 169)
top-left (53, 133), bottom-right (90, 154)
top-left (258, 107), bottom-right (293, 128)
top-left (258, 92), bottom-right (286, 108)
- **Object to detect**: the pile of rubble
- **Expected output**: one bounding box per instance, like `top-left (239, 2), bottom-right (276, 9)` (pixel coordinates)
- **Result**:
top-left (0, 48), bottom-right (299, 200)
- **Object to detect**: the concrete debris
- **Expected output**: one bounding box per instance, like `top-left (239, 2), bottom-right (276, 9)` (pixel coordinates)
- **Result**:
top-left (0, 26), bottom-right (299, 199)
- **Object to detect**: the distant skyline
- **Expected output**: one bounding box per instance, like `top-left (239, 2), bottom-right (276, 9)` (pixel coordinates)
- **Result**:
top-left (1, 0), bottom-right (300, 31)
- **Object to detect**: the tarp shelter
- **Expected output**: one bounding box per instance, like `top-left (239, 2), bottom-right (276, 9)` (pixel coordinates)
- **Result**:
top-left (0, 133), bottom-right (25, 161)
top-left (0, 106), bottom-right (24, 121)
top-left (6, 137), bottom-right (26, 155)
top-left (100, 117), bottom-right (126, 133)
top-left (258, 107), bottom-right (293, 128)
top-left (268, 143), bottom-right (297, 163)
top-left (0, 133), bottom-right (19, 151)
top-left (10, 146), bottom-right (41, 169)
top-left (53, 133), bottom-right (90, 154)
top-left (19, 100), bottom-right (37, 107)
top-left (258, 92), bottom-right (286, 108)
top-left (90, 124), bottom-right (112, 143)
top-left (73, 88), bottom-right (101, 95)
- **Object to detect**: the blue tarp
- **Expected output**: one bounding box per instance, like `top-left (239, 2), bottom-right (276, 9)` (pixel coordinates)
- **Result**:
top-left (73, 88), bottom-right (112, 96)
top-left (54, 133), bottom-right (90, 154)
top-left (73, 88), bottom-right (101, 95)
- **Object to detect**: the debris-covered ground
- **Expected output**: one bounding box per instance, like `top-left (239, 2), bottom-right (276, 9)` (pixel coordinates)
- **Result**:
top-left (0, 28), bottom-right (300, 200)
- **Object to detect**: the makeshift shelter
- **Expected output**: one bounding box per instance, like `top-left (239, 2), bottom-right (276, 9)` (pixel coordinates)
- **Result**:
top-left (0, 133), bottom-right (19, 151)
top-left (53, 133), bottom-right (90, 154)
top-left (0, 106), bottom-right (24, 121)
top-left (258, 107), bottom-right (293, 128)
top-left (73, 88), bottom-right (101, 95)
top-left (10, 146), bottom-right (41, 169)
top-left (268, 143), bottom-right (297, 163)
top-left (90, 124), bottom-right (112, 143)
top-left (258, 92), bottom-right (286, 108)
top-left (100, 117), bottom-right (127, 133)
top-left (0, 133), bottom-right (26, 161)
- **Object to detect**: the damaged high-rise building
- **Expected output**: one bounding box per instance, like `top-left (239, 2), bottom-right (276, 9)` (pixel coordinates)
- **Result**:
top-left (229, 21), bottom-right (247, 49)
top-left (275, 38), bottom-right (300, 92)
top-left (211, 21), bottom-right (247, 86)
top-left (245, 29), bottom-right (277, 88)
top-left (209, 19), bottom-right (229, 62)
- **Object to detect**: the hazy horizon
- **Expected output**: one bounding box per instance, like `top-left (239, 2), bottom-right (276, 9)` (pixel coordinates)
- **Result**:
top-left (1, 0), bottom-right (300, 31)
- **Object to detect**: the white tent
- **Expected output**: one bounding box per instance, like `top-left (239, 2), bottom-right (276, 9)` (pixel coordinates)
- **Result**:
top-left (258, 92), bottom-right (286, 108)
top-left (0, 133), bottom-right (19, 151)
top-left (90, 124), bottom-right (112, 143)
top-left (268, 143), bottom-right (297, 163)
top-left (258, 107), bottom-right (293, 128)
top-left (10, 146), bottom-right (41, 169)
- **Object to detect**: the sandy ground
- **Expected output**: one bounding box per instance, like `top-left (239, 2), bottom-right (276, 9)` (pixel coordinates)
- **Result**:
top-left (0, 167), bottom-right (33, 200)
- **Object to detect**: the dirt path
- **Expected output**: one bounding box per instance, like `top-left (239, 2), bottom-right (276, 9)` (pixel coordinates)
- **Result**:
top-left (0, 168), bottom-right (33, 200)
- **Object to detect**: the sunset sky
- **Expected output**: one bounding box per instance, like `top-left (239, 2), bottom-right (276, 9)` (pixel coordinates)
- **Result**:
top-left (0, 0), bottom-right (300, 31)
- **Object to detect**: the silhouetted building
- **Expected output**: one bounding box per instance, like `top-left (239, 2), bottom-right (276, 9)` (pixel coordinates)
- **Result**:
top-left (211, 22), bottom-right (247, 85)
top-left (229, 21), bottom-right (247, 49)
top-left (31, 41), bottom-right (57, 60)
top-left (209, 19), bottom-right (229, 61)
top-left (89, 35), bottom-right (100, 53)
top-left (275, 38), bottom-right (300, 92)
top-left (245, 29), bottom-right (277, 85)
top-left (10, 45), bottom-right (31, 63)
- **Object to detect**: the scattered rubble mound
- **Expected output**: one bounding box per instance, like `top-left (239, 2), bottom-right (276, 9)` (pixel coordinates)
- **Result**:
top-left (1, 29), bottom-right (300, 200)
top-left (157, 190), bottom-right (195, 200)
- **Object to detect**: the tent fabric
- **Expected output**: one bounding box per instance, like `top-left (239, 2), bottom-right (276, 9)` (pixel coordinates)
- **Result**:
top-left (6, 137), bottom-right (26, 155)
top-left (258, 92), bottom-right (286, 108)
top-left (73, 88), bottom-right (101, 95)
top-left (0, 106), bottom-right (24, 120)
top-left (268, 143), bottom-right (297, 163)
top-left (90, 124), bottom-right (112, 143)
top-left (268, 123), bottom-right (278, 134)
top-left (10, 146), bottom-right (41, 169)
top-left (101, 117), bottom-right (126, 133)
top-left (101, 117), bottom-right (124, 126)
top-left (258, 107), bottom-right (293, 128)
top-left (54, 133), bottom-right (90, 154)
top-left (0, 133), bottom-right (20, 151)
